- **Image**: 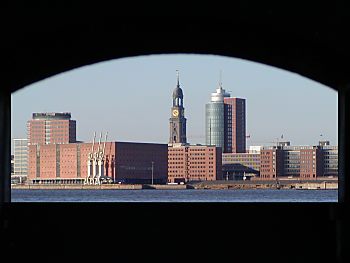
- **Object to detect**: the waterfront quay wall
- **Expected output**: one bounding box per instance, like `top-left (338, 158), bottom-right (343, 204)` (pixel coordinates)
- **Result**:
top-left (11, 181), bottom-right (337, 190)
top-left (12, 184), bottom-right (144, 190)
top-left (143, 184), bottom-right (192, 190)
top-left (188, 180), bottom-right (338, 190)
top-left (11, 184), bottom-right (193, 190)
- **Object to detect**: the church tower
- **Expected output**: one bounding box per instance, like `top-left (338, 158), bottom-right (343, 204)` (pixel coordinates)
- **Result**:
top-left (169, 70), bottom-right (187, 144)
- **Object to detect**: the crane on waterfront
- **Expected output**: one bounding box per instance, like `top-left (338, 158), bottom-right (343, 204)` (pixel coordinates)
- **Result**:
top-left (85, 132), bottom-right (96, 185)
top-left (85, 131), bottom-right (111, 185)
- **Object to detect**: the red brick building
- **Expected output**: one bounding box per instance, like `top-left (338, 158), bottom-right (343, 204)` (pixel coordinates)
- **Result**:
top-left (260, 147), bottom-right (284, 179)
top-left (28, 141), bottom-right (168, 184)
top-left (27, 112), bottom-right (76, 145)
top-left (224, 97), bottom-right (246, 153)
top-left (168, 144), bottom-right (222, 183)
top-left (300, 147), bottom-right (324, 179)
top-left (259, 143), bottom-right (336, 180)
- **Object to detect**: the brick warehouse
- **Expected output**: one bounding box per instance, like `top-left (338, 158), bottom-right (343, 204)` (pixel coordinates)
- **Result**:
top-left (168, 144), bottom-right (222, 183)
top-left (28, 141), bottom-right (168, 184)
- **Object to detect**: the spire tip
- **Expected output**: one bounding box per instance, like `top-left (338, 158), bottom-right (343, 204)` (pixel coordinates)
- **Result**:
top-left (176, 70), bottom-right (180, 86)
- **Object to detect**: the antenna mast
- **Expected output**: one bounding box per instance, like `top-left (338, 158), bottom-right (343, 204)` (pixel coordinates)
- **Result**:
top-left (219, 70), bottom-right (222, 88)
top-left (176, 69), bottom-right (180, 87)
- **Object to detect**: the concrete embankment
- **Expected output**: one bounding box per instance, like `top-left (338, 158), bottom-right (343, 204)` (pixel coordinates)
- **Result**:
top-left (12, 184), bottom-right (194, 190)
top-left (294, 182), bottom-right (338, 190)
top-left (188, 180), bottom-right (338, 190)
top-left (12, 184), bottom-right (144, 190)
top-left (143, 184), bottom-right (193, 190)
top-left (11, 181), bottom-right (337, 190)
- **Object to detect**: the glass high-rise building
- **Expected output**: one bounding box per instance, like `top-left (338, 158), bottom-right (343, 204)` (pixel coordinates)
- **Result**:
top-left (206, 83), bottom-right (246, 153)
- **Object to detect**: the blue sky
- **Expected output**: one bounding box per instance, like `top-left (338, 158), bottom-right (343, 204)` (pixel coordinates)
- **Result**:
top-left (11, 54), bottom-right (338, 151)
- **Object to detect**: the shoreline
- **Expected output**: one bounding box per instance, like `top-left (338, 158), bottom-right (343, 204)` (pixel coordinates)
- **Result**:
top-left (11, 180), bottom-right (338, 190)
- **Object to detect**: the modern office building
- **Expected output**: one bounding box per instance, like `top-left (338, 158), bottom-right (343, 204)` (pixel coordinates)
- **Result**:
top-left (28, 141), bottom-right (168, 184)
top-left (168, 144), bottom-right (222, 183)
top-left (27, 112), bottom-right (76, 145)
top-left (205, 84), bottom-right (228, 151)
top-left (224, 97), bottom-right (246, 153)
top-left (260, 146), bottom-right (287, 179)
top-left (320, 141), bottom-right (338, 177)
top-left (259, 141), bottom-right (338, 180)
top-left (13, 138), bottom-right (28, 176)
top-left (222, 147), bottom-right (260, 180)
top-left (205, 82), bottom-right (246, 153)
top-left (169, 71), bottom-right (187, 145)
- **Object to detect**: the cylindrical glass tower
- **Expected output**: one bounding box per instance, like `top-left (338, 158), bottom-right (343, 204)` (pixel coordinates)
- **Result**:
top-left (206, 102), bottom-right (225, 148)
top-left (205, 86), bottom-right (230, 151)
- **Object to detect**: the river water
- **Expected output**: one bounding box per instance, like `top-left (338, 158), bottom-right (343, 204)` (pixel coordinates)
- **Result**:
top-left (11, 189), bottom-right (338, 202)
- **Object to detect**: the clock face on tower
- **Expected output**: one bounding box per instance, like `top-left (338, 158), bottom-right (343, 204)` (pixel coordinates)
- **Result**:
top-left (172, 109), bottom-right (179, 117)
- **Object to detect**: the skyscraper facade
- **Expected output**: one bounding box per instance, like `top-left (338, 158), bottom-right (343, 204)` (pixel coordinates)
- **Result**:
top-left (27, 112), bottom-right (76, 145)
top-left (224, 97), bottom-right (246, 153)
top-left (205, 85), bottom-right (229, 150)
top-left (169, 71), bottom-right (187, 144)
top-left (206, 83), bottom-right (246, 153)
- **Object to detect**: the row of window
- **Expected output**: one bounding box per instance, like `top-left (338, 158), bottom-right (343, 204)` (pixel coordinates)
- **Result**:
top-left (189, 166), bottom-right (212, 169)
top-left (169, 153), bottom-right (215, 156)
top-left (189, 148), bottom-right (214, 151)
top-left (223, 158), bottom-right (260, 162)
top-left (188, 174), bottom-right (214, 177)
top-left (190, 157), bottom-right (211, 160)
top-left (261, 164), bottom-right (275, 168)
top-left (300, 174), bottom-right (316, 177)
top-left (323, 156), bottom-right (338, 159)
top-left (169, 166), bottom-right (184, 169)
top-left (169, 161), bottom-right (212, 164)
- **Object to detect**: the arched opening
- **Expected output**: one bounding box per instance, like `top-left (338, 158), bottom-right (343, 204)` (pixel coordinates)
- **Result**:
top-left (10, 53), bottom-right (337, 201)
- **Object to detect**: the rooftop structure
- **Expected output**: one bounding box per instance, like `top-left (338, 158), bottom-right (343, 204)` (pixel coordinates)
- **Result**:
top-left (32, 112), bottom-right (72, 120)
top-left (27, 112), bottom-right (76, 145)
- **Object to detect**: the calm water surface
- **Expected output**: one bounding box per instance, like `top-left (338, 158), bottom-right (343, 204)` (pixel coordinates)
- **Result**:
top-left (11, 189), bottom-right (338, 202)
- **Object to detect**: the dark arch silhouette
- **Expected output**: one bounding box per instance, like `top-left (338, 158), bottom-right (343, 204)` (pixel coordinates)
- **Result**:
top-left (1, 2), bottom-right (350, 262)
